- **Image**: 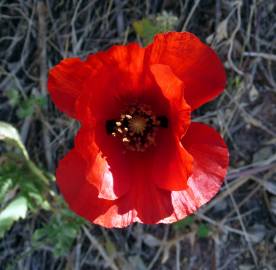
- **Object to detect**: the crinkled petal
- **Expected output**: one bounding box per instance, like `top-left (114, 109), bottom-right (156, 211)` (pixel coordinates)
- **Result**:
top-left (48, 58), bottom-right (92, 117)
top-left (95, 122), bottom-right (192, 194)
top-left (74, 46), bottom-right (182, 200)
top-left (170, 122), bottom-right (229, 220)
top-left (75, 43), bottom-right (149, 127)
top-left (56, 148), bottom-right (137, 228)
top-left (145, 32), bottom-right (226, 110)
top-left (131, 168), bottom-right (174, 224)
top-left (150, 64), bottom-right (193, 191)
top-left (151, 131), bottom-right (193, 191)
top-left (56, 148), bottom-right (107, 221)
top-left (150, 64), bottom-right (191, 137)
top-left (86, 42), bottom-right (145, 94)
top-left (56, 148), bottom-right (176, 227)
top-left (56, 123), bottom-right (228, 227)
top-left (74, 128), bottom-right (130, 200)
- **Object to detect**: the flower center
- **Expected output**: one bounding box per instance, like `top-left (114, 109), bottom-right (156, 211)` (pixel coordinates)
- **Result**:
top-left (129, 116), bottom-right (147, 135)
top-left (106, 104), bottom-right (168, 152)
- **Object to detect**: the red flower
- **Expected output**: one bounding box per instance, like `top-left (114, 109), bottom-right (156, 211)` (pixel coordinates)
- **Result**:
top-left (48, 32), bottom-right (229, 228)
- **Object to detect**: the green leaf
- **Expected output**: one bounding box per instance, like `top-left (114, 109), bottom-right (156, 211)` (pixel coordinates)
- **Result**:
top-left (0, 157), bottom-right (50, 212)
top-left (197, 224), bottom-right (209, 238)
top-left (32, 201), bottom-right (85, 257)
top-left (0, 197), bottom-right (28, 238)
top-left (0, 121), bottom-right (49, 190)
top-left (173, 216), bottom-right (194, 230)
top-left (17, 99), bottom-right (35, 119)
top-left (0, 121), bottom-right (29, 160)
top-left (0, 179), bottom-right (13, 202)
top-left (133, 12), bottom-right (178, 45)
top-left (133, 18), bottom-right (160, 45)
top-left (35, 96), bottom-right (47, 108)
top-left (5, 89), bottom-right (20, 107)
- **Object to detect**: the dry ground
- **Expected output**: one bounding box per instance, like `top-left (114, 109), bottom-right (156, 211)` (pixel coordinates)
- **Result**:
top-left (0, 0), bottom-right (276, 269)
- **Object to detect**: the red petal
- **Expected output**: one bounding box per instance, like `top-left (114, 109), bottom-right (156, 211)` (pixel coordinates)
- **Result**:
top-left (74, 128), bottom-right (130, 200)
top-left (56, 148), bottom-right (137, 228)
top-left (48, 58), bottom-right (92, 117)
top-left (169, 122), bottom-right (229, 220)
top-left (131, 174), bottom-right (174, 224)
top-left (145, 32), bottom-right (226, 110)
top-left (56, 148), bottom-right (105, 221)
top-left (59, 127), bottom-right (228, 226)
top-left (56, 148), bottom-right (176, 227)
top-left (94, 115), bottom-right (193, 194)
top-left (151, 130), bottom-right (193, 191)
top-left (149, 64), bottom-right (193, 191)
top-left (75, 43), bottom-right (146, 127)
top-left (150, 64), bottom-right (191, 137)
top-left (87, 43), bottom-right (145, 94)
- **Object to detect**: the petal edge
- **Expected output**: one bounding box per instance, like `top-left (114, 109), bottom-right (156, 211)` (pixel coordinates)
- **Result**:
top-left (145, 32), bottom-right (226, 110)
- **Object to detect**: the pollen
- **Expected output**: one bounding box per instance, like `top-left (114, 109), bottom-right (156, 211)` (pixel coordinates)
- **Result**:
top-left (106, 104), bottom-right (168, 152)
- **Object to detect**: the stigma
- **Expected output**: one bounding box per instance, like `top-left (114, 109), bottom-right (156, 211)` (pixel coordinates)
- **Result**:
top-left (106, 104), bottom-right (168, 152)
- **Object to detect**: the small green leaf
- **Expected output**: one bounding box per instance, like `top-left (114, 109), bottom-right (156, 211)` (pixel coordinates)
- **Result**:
top-left (133, 12), bottom-right (178, 45)
top-left (5, 89), bottom-right (20, 107)
top-left (173, 216), bottom-right (194, 230)
top-left (0, 179), bottom-right (13, 202)
top-left (133, 18), bottom-right (160, 45)
top-left (17, 99), bottom-right (35, 119)
top-left (0, 197), bottom-right (28, 238)
top-left (0, 157), bottom-right (50, 212)
top-left (32, 200), bottom-right (85, 257)
top-left (197, 224), bottom-right (209, 238)
top-left (0, 121), bottom-right (29, 160)
top-left (35, 96), bottom-right (47, 108)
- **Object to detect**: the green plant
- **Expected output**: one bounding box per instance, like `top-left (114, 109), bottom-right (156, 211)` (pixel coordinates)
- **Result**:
top-left (5, 89), bottom-right (47, 119)
top-left (32, 199), bottom-right (86, 257)
top-left (133, 12), bottom-right (178, 45)
top-left (0, 122), bottom-right (50, 238)
top-left (0, 121), bottom-right (85, 257)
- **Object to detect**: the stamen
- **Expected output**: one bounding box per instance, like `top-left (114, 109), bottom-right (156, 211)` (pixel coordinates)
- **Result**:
top-left (106, 104), bottom-right (168, 152)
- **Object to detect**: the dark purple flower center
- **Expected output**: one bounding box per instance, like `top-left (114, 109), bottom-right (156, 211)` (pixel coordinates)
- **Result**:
top-left (106, 104), bottom-right (168, 152)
